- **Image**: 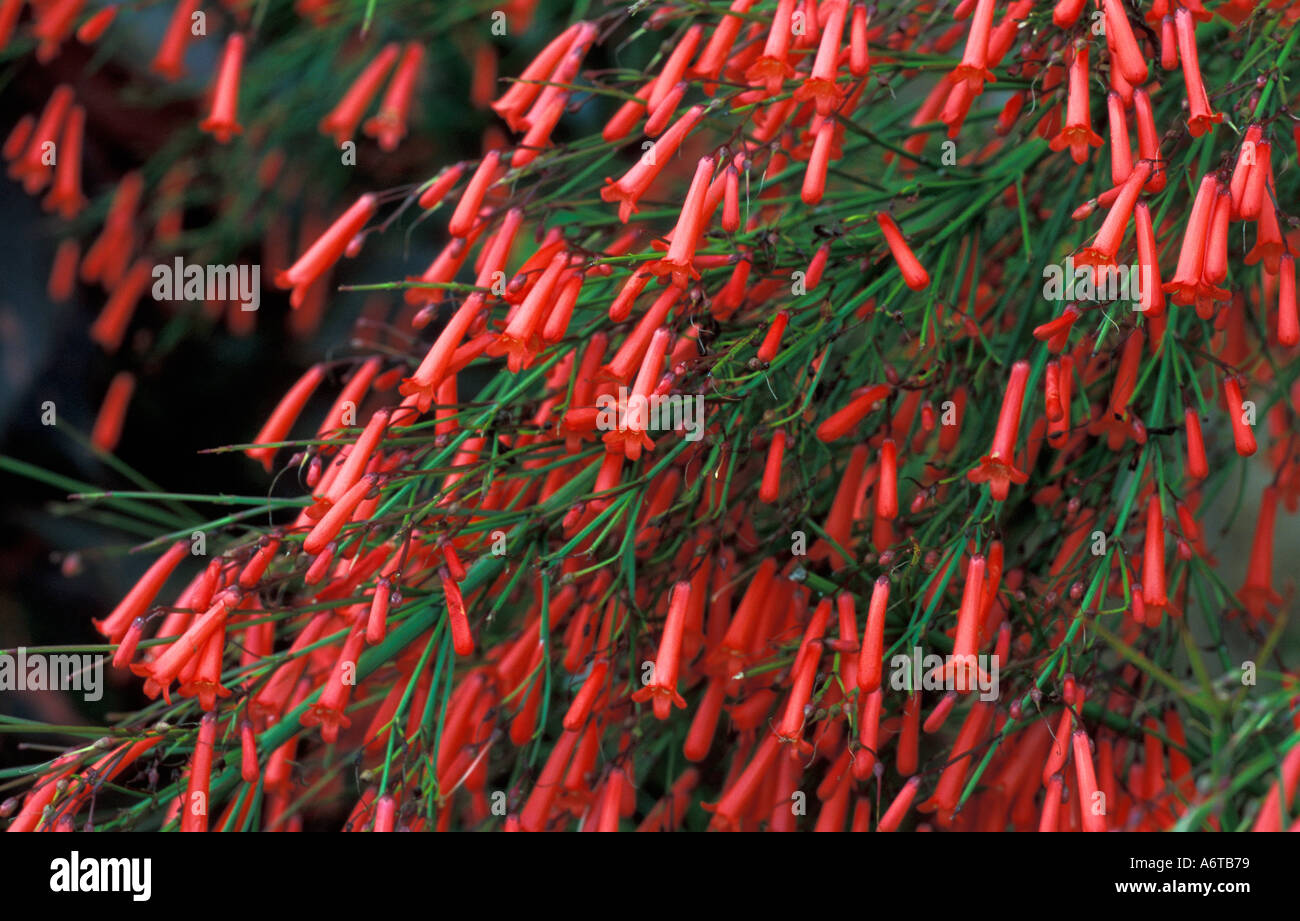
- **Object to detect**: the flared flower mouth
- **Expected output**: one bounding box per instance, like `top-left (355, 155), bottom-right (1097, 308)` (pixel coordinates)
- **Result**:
top-left (966, 453), bottom-right (1029, 500)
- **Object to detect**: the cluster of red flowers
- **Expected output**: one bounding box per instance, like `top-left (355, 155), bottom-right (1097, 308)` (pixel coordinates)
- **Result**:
top-left (4, 0), bottom-right (1300, 833)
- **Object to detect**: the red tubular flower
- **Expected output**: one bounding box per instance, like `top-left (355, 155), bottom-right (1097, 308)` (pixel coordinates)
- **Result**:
top-left (238, 536), bottom-right (280, 589)
top-left (1200, 184), bottom-right (1232, 298)
top-left (693, 0), bottom-right (753, 82)
top-left (1130, 88), bottom-right (1165, 193)
top-left (1183, 406), bottom-right (1209, 479)
top-left (1162, 174), bottom-right (1217, 306)
top-left (939, 555), bottom-right (990, 691)
top-left (758, 430), bottom-right (786, 503)
top-left (447, 150), bottom-right (501, 238)
top-left (744, 0), bottom-right (796, 94)
top-left (1239, 486), bottom-right (1281, 621)
top-left (1173, 9), bottom-right (1221, 136)
top-left (76, 5), bottom-right (116, 43)
top-left (1103, 0), bottom-right (1148, 85)
top-left (562, 659), bottom-right (609, 730)
top-left (304, 474), bottom-right (375, 555)
top-left (134, 591), bottom-right (234, 701)
top-left (246, 364), bottom-right (325, 470)
top-left (94, 540), bottom-right (188, 640)
top-left (849, 2), bottom-right (870, 76)
top-left (90, 370), bottom-right (135, 453)
top-left (88, 258), bottom-right (152, 353)
top-left (648, 25), bottom-right (701, 112)
top-left (704, 732), bottom-right (782, 830)
top-left (1229, 125), bottom-right (1263, 216)
top-left (1047, 355), bottom-right (1074, 447)
top-left (111, 617), bottom-right (145, 670)
top-left (1142, 494), bottom-right (1168, 614)
top-left (816, 383), bottom-right (890, 441)
top-left (1075, 159), bottom-right (1150, 275)
top-left (319, 408), bottom-right (390, 511)
top-left (950, 0), bottom-right (996, 92)
top-left (442, 569), bottom-right (473, 655)
top-left (518, 727), bottom-right (581, 832)
top-left (876, 213), bottom-right (930, 290)
top-left (1250, 742), bottom-right (1300, 832)
top-left (417, 161), bottom-right (465, 210)
top-left (1032, 306), bottom-right (1080, 352)
top-left (1239, 139), bottom-right (1271, 222)
top-left (605, 327), bottom-right (671, 461)
top-left (300, 620), bottom-right (367, 743)
top-left (0, 0), bottom-right (23, 50)
top-left (492, 250), bottom-right (566, 372)
top-left (200, 33), bottom-right (246, 144)
top-left (632, 581), bottom-right (691, 719)
top-left (1278, 255), bottom-right (1297, 347)
top-left (1045, 360), bottom-right (1063, 422)
top-left (1106, 93), bottom-right (1134, 189)
top-left (3, 114), bottom-right (32, 162)
top-left (276, 193), bottom-right (377, 308)
top-left (967, 360), bottom-right (1030, 500)
top-left (1223, 376), bottom-right (1256, 456)
top-left (1072, 730), bottom-right (1108, 832)
top-left (793, 0), bottom-right (848, 115)
top-left (1244, 165), bottom-right (1283, 272)
top-left (600, 105), bottom-right (703, 223)
top-left (363, 42), bottom-right (424, 151)
top-left (877, 438), bottom-right (899, 520)
top-left (492, 21), bottom-right (593, 129)
top-left (647, 156), bottom-right (714, 287)
top-left (181, 713), bottom-right (216, 832)
top-left (370, 795), bottom-right (396, 832)
top-left (1090, 329), bottom-right (1144, 450)
top-left (42, 103), bottom-right (85, 218)
top-left (878, 776), bottom-right (921, 832)
top-left (180, 625), bottom-right (232, 711)
top-left (643, 81), bottom-right (685, 138)
top-left (11, 84), bottom-right (74, 194)
top-left (857, 576), bottom-right (890, 694)
top-left (1053, 0), bottom-right (1086, 27)
top-left (801, 119), bottom-right (834, 205)
top-left (1049, 41), bottom-right (1103, 163)
top-left (47, 237), bottom-right (79, 303)
top-left (1132, 201), bottom-right (1165, 317)
top-left (757, 311), bottom-right (790, 365)
top-left (318, 43), bottom-right (400, 146)
top-left (151, 0), bottom-right (202, 80)
top-left (365, 578), bottom-right (393, 646)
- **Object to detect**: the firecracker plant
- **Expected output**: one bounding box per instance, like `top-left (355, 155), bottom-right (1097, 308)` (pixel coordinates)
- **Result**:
top-left (2, 0), bottom-right (1300, 832)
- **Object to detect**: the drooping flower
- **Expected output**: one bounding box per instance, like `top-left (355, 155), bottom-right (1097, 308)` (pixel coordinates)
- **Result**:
top-left (318, 43), bottom-right (401, 146)
top-left (42, 103), bottom-right (85, 218)
top-left (275, 193), bottom-right (378, 308)
top-left (1173, 8), bottom-right (1221, 136)
top-left (1049, 41), bottom-right (1104, 163)
top-left (967, 360), bottom-right (1030, 500)
top-left (632, 581), bottom-right (692, 719)
top-left (1238, 486), bottom-right (1282, 622)
top-left (645, 155), bottom-right (714, 287)
top-left (199, 33), bottom-right (246, 144)
top-left (363, 42), bottom-right (425, 151)
top-left (876, 212), bottom-right (930, 290)
top-left (151, 0), bottom-right (202, 81)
